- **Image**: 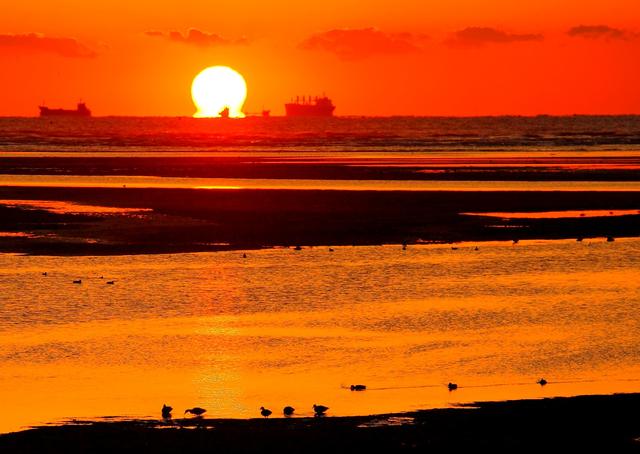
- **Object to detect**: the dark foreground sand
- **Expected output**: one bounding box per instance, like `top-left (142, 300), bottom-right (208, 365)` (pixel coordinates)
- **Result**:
top-left (1, 394), bottom-right (639, 453)
top-left (1, 186), bottom-right (640, 255)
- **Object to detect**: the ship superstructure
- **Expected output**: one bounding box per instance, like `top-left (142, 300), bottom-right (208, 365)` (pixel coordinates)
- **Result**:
top-left (285, 96), bottom-right (335, 117)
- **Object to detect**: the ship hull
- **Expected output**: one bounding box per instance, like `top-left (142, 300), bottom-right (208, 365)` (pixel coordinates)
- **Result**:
top-left (39, 106), bottom-right (91, 118)
top-left (285, 103), bottom-right (335, 117)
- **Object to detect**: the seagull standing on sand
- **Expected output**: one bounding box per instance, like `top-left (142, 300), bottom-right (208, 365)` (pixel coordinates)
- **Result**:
top-left (162, 404), bottom-right (173, 419)
top-left (260, 407), bottom-right (272, 418)
top-left (313, 404), bottom-right (329, 416)
top-left (283, 406), bottom-right (295, 416)
top-left (184, 407), bottom-right (207, 417)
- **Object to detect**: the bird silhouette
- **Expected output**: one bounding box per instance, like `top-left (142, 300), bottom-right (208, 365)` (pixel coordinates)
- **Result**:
top-left (350, 384), bottom-right (366, 391)
top-left (313, 404), bottom-right (329, 416)
top-left (537, 378), bottom-right (548, 386)
top-left (42, 272), bottom-right (47, 276)
top-left (106, 281), bottom-right (115, 285)
top-left (448, 382), bottom-right (458, 391)
top-left (73, 279), bottom-right (82, 284)
top-left (260, 407), bottom-right (272, 418)
top-left (184, 407), bottom-right (207, 417)
top-left (283, 406), bottom-right (295, 416)
top-left (161, 404), bottom-right (173, 419)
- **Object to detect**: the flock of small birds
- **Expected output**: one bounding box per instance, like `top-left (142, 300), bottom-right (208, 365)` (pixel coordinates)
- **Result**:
top-left (160, 378), bottom-right (549, 420)
top-left (160, 404), bottom-right (329, 420)
top-left (41, 273), bottom-right (116, 285)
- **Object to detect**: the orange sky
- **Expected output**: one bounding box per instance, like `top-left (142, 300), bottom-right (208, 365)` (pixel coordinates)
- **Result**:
top-left (1, 0), bottom-right (639, 116)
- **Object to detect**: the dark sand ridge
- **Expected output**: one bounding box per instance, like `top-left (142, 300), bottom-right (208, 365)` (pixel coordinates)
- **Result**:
top-left (1, 394), bottom-right (639, 453)
top-left (1, 186), bottom-right (639, 255)
top-left (2, 155), bottom-right (640, 181)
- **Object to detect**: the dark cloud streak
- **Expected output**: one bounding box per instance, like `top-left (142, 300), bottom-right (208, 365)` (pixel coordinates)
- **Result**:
top-left (0, 33), bottom-right (96, 58)
top-left (301, 28), bottom-right (427, 60)
top-left (447, 27), bottom-right (543, 47)
top-left (568, 25), bottom-right (630, 40)
top-left (145, 29), bottom-right (247, 47)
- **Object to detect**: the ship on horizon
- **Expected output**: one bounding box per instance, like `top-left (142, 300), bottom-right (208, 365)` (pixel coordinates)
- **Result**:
top-left (39, 102), bottom-right (91, 117)
top-left (285, 95), bottom-right (335, 117)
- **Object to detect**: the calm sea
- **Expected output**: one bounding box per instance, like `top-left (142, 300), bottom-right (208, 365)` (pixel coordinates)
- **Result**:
top-left (1, 116), bottom-right (640, 433)
top-left (1, 116), bottom-right (640, 154)
top-left (1, 239), bottom-right (640, 433)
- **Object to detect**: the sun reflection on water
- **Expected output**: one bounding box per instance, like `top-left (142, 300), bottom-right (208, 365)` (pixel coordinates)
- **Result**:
top-left (0, 239), bottom-right (639, 432)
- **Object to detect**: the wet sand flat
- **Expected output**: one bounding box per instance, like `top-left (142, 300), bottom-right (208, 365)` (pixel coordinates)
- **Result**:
top-left (1, 394), bottom-right (639, 453)
top-left (0, 185), bottom-right (639, 255)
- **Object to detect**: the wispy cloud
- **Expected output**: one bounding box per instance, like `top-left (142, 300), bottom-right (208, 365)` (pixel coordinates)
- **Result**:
top-left (301, 28), bottom-right (427, 60)
top-left (0, 33), bottom-right (96, 58)
top-left (568, 25), bottom-right (631, 40)
top-left (447, 27), bottom-right (543, 47)
top-left (145, 29), bottom-right (248, 47)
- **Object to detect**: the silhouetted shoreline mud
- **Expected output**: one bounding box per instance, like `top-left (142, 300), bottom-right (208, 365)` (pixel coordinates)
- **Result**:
top-left (1, 394), bottom-right (639, 453)
top-left (2, 155), bottom-right (640, 181)
top-left (1, 186), bottom-right (639, 255)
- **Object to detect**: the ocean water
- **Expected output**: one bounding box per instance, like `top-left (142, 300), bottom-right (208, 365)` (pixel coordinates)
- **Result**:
top-left (1, 116), bottom-right (640, 433)
top-left (1, 239), bottom-right (640, 433)
top-left (1, 116), bottom-right (640, 154)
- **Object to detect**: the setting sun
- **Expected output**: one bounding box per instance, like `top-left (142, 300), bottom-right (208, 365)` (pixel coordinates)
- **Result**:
top-left (191, 66), bottom-right (247, 118)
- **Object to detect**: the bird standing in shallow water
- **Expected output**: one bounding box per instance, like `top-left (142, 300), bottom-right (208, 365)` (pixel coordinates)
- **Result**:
top-left (73, 279), bottom-right (82, 284)
top-left (350, 384), bottom-right (366, 391)
top-left (283, 406), bottom-right (295, 416)
top-left (184, 407), bottom-right (207, 417)
top-left (260, 407), bottom-right (272, 418)
top-left (313, 404), bottom-right (329, 416)
top-left (448, 382), bottom-right (458, 391)
top-left (161, 404), bottom-right (172, 419)
top-left (537, 378), bottom-right (548, 386)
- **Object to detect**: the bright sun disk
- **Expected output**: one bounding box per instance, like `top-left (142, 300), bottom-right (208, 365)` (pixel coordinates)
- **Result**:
top-left (191, 66), bottom-right (247, 118)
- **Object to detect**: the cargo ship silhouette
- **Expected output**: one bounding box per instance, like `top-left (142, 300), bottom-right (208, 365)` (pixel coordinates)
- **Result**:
top-left (39, 102), bottom-right (91, 117)
top-left (285, 96), bottom-right (335, 117)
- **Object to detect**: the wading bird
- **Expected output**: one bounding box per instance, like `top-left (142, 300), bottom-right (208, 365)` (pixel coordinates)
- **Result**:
top-left (260, 407), bottom-right (272, 418)
top-left (283, 406), bottom-right (295, 416)
top-left (537, 378), bottom-right (548, 386)
top-left (350, 384), bottom-right (366, 391)
top-left (448, 382), bottom-right (458, 391)
top-left (184, 407), bottom-right (207, 417)
top-left (313, 404), bottom-right (329, 416)
top-left (161, 404), bottom-right (173, 419)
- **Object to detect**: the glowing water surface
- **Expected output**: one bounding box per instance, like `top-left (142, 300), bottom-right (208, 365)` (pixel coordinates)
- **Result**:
top-left (1, 239), bottom-right (639, 433)
top-left (3, 174), bottom-right (640, 191)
